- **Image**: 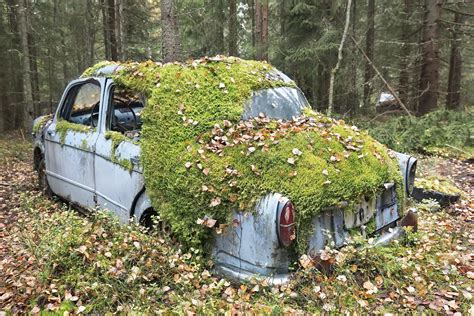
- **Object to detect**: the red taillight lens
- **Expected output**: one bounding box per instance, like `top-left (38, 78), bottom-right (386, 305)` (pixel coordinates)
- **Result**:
top-left (278, 201), bottom-right (296, 247)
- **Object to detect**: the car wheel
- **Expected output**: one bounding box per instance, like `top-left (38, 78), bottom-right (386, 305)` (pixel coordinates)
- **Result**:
top-left (38, 158), bottom-right (53, 197)
top-left (140, 208), bottom-right (172, 237)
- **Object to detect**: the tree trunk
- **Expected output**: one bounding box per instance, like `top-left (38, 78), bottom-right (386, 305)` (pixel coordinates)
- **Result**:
top-left (248, 0), bottom-right (255, 49)
top-left (214, 0), bottom-right (225, 54)
top-left (261, 0), bottom-right (268, 60)
top-left (327, 0), bottom-right (352, 116)
top-left (446, 11), bottom-right (464, 110)
top-left (101, 0), bottom-right (110, 59)
top-left (107, 0), bottom-right (118, 61)
top-left (18, 0), bottom-right (34, 131)
top-left (398, 0), bottom-right (412, 109)
top-left (349, 0), bottom-right (358, 116)
top-left (115, 0), bottom-right (123, 60)
top-left (228, 0), bottom-right (238, 56)
top-left (86, 0), bottom-right (96, 65)
top-left (363, 0), bottom-right (375, 110)
top-left (161, 0), bottom-right (181, 62)
top-left (254, 0), bottom-right (261, 59)
top-left (418, 0), bottom-right (442, 115)
top-left (255, 0), bottom-right (269, 60)
top-left (27, 31), bottom-right (39, 117)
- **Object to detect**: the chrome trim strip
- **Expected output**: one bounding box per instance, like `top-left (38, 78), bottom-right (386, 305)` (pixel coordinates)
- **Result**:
top-left (46, 170), bottom-right (94, 193)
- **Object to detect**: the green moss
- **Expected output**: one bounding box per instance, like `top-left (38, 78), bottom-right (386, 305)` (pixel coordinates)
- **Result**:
top-left (104, 131), bottom-right (136, 171)
top-left (415, 175), bottom-right (463, 196)
top-left (33, 114), bottom-right (53, 133)
top-left (83, 57), bottom-right (403, 253)
top-left (55, 120), bottom-right (93, 144)
top-left (80, 139), bottom-right (89, 151)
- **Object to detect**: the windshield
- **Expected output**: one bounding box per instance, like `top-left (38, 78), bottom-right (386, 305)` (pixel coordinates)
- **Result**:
top-left (241, 87), bottom-right (309, 121)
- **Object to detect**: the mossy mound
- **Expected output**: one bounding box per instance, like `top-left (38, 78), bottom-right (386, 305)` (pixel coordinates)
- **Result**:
top-left (82, 57), bottom-right (404, 252)
top-left (415, 176), bottom-right (463, 196)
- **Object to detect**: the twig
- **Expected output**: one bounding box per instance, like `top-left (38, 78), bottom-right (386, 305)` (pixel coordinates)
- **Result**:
top-left (349, 34), bottom-right (413, 118)
top-left (369, 109), bottom-right (407, 122)
top-left (19, 128), bottom-right (26, 141)
top-left (0, 182), bottom-right (11, 187)
top-left (445, 144), bottom-right (469, 154)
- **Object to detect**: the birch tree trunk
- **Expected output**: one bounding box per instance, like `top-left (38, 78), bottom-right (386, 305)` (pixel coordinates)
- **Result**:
top-left (327, 0), bottom-right (352, 116)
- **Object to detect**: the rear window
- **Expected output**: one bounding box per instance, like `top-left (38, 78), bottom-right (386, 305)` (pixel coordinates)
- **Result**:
top-left (241, 87), bottom-right (309, 121)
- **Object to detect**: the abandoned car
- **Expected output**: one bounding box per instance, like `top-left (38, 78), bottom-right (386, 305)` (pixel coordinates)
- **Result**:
top-left (32, 57), bottom-right (418, 284)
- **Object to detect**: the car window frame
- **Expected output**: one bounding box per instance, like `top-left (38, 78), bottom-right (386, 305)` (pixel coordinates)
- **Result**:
top-left (104, 81), bottom-right (146, 134)
top-left (56, 78), bottom-right (103, 128)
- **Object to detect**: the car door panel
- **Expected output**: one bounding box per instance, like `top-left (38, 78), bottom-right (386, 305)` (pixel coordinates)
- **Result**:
top-left (43, 78), bottom-right (105, 210)
top-left (94, 138), bottom-right (144, 223)
top-left (94, 78), bottom-right (145, 223)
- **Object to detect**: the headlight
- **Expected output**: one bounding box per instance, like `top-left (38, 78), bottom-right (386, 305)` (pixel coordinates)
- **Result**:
top-left (394, 152), bottom-right (417, 196)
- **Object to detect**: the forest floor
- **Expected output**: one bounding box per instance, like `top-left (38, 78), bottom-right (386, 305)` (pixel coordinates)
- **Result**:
top-left (0, 132), bottom-right (473, 314)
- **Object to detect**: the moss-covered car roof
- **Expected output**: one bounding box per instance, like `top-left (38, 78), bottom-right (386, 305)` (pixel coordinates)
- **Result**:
top-left (82, 56), bottom-right (404, 252)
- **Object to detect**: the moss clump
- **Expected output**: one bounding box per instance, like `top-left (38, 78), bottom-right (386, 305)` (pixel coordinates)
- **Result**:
top-left (415, 176), bottom-right (463, 196)
top-left (56, 120), bottom-right (94, 144)
top-left (104, 131), bottom-right (136, 171)
top-left (83, 57), bottom-right (403, 252)
top-left (33, 114), bottom-right (53, 133)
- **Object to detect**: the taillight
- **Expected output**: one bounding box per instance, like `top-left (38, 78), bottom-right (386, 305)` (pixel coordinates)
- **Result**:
top-left (277, 201), bottom-right (296, 247)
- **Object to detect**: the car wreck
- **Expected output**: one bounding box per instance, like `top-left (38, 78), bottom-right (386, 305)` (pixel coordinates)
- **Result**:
top-left (32, 56), bottom-right (418, 284)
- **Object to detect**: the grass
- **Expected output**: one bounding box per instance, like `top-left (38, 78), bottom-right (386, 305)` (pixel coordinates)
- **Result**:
top-left (4, 193), bottom-right (471, 314)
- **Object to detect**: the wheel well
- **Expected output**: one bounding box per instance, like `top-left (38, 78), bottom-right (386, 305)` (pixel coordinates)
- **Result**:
top-left (139, 207), bottom-right (157, 228)
top-left (33, 147), bottom-right (43, 170)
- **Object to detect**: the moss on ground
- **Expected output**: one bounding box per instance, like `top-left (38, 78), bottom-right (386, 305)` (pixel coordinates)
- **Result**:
top-left (415, 175), bottom-right (463, 196)
top-left (82, 57), bottom-right (404, 252)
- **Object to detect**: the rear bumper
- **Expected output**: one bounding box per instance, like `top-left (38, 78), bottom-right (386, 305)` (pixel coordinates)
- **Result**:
top-left (213, 209), bottom-right (418, 284)
top-left (214, 264), bottom-right (290, 285)
top-left (372, 208), bottom-right (417, 246)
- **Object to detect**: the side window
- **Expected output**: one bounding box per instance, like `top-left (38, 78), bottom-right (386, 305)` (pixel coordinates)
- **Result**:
top-left (107, 86), bottom-right (145, 137)
top-left (60, 81), bottom-right (101, 127)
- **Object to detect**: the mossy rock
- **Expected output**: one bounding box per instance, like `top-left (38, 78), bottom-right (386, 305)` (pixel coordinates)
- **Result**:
top-left (82, 57), bottom-right (404, 252)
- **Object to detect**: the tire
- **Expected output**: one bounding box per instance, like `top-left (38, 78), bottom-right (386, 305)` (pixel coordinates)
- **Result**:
top-left (37, 158), bottom-right (53, 197)
top-left (140, 208), bottom-right (172, 237)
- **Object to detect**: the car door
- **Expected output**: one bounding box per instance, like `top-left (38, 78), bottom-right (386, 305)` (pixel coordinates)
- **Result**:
top-left (44, 78), bottom-right (105, 209)
top-left (94, 78), bottom-right (145, 223)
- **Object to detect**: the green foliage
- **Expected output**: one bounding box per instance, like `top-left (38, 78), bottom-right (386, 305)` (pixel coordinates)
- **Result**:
top-left (83, 57), bottom-right (403, 252)
top-left (415, 175), bottom-right (463, 196)
top-left (104, 131), bottom-right (135, 171)
top-left (364, 110), bottom-right (474, 158)
top-left (32, 114), bottom-right (53, 133)
top-left (55, 120), bottom-right (94, 144)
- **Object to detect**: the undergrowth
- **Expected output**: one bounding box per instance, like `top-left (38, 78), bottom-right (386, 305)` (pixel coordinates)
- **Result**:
top-left (363, 109), bottom-right (473, 158)
top-left (15, 194), bottom-right (472, 314)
